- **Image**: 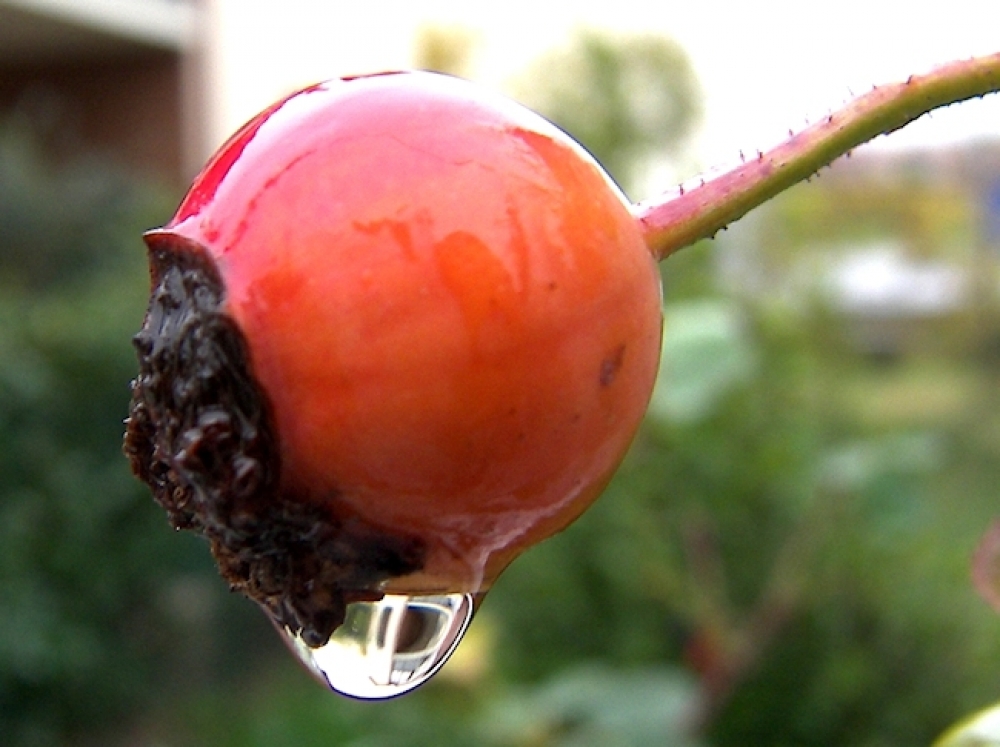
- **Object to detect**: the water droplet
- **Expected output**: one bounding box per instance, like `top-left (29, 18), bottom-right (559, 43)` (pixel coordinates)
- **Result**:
top-left (282, 592), bottom-right (476, 699)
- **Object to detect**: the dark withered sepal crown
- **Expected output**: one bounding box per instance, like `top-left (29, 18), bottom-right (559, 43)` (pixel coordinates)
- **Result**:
top-left (123, 238), bottom-right (425, 647)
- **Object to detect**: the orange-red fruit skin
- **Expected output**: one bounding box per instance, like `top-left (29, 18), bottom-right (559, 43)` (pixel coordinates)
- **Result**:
top-left (150, 71), bottom-right (663, 592)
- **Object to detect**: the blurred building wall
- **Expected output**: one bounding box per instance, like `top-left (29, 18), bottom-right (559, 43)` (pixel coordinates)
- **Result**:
top-left (0, 0), bottom-right (199, 183)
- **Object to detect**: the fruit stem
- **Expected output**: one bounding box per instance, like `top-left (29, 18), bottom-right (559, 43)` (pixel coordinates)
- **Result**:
top-left (636, 52), bottom-right (1000, 261)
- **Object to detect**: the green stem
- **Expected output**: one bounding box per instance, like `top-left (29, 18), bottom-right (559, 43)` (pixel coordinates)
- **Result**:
top-left (636, 52), bottom-right (1000, 261)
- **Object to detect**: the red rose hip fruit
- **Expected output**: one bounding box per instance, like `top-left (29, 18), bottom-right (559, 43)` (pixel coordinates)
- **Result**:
top-left (125, 71), bottom-right (662, 697)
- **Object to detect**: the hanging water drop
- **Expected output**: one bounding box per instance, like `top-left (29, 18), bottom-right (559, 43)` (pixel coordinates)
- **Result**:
top-left (282, 592), bottom-right (476, 699)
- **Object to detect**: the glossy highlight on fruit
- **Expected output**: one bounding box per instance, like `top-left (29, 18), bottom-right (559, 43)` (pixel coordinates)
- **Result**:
top-left (124, 71), bottom-right (663, 683)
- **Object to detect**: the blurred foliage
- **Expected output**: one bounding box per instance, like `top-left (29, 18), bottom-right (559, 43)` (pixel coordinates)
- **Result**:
top-left (514, 29), bottom-right (701, 197)
top-left (0, 107), bottom-right (141, 290)
top-left (0, 108), bottom-right (275, 746)
top-left (4, 27), bottom-right (1000, 747)
top-left (414, 24), bottom-right (479, 80)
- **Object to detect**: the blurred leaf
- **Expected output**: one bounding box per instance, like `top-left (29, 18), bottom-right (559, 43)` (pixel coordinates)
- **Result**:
top-left (481, 664), bottom-right (701, 747)
top-left (515, 29), bottom-right (700, 196)
top-left (648, 300), bottom-right (756, 425)
top-left (820, 431), bottom-right (944, 493)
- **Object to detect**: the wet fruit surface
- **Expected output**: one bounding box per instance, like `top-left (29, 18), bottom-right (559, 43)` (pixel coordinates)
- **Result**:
top-left (126, 71), bottom-right (663, 663)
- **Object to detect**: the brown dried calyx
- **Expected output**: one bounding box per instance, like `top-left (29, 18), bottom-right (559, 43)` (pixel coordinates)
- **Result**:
top-left (123, 239), bottom-right (425, 647)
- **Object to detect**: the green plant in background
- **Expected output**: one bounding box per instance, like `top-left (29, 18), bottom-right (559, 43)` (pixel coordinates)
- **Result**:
top-left (0, 109), bottom-right (276, 746)
top-left (514, 30), bottom-right (702, 198)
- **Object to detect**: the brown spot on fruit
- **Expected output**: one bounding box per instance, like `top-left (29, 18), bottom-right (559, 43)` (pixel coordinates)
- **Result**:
top-left (599, 344), bottom-right (626, 387)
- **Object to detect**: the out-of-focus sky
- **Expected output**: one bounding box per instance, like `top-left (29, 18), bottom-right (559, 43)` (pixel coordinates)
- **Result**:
top-left (204, 0), bottom-right (1000, 172)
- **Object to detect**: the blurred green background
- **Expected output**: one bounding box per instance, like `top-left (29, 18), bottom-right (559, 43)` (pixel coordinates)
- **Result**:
top-left (4, 22), bottom-right (1000, 747)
